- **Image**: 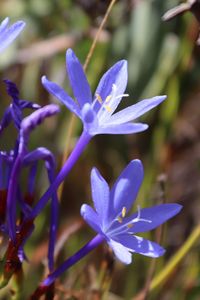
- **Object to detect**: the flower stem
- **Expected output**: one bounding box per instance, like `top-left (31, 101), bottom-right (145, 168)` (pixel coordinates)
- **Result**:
top-left (58, 0), bottom-right (118, 202)
top-left (29, 130), bottom-right (91, 219)
top-left (30, 234), bottom-right (104, 299)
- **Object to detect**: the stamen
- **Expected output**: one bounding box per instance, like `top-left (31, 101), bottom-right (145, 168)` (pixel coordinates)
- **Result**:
top-left (127, 223), bottom-right (133, 229)
top-left (122, 207), bottom-right (126, 218)
top-left (131, 205), bottom-right (151, 224)
top-left (95, 94), bottom-right (103, 104)
top-left (104, 105), bottom-right (112, 112)
top-left (115, 93), bottom-right (129, 100)
top-left (117, 216), bottom-right (123, 223)
top-left (105, 95), bottom-right (112, 103)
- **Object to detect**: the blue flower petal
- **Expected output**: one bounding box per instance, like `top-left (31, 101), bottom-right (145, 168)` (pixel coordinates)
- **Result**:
top-left (0, 18), bottom-right (9, 34)
top-left (91, 123), bottom-right (148, 135)
top-left (110, 160), bottom-right (144, 219)
top-left (94, 60), bottom-right (128, 113)
top-left (108, 239), bottom-right (132, 264)
top-left (126, 204), bottom-right (182, 234)
top-left (66, 49), bottom-right (92, 107)
top-left (80, 204), bottom-right (102, 234)
top-left (116, 234), bottom-right (165, 258)
top-left (42, 76), bottom-right (81, 118)
top-left (107, 96), bottom-right (166, 125)
top-left (0, 18), bottom-right (25, 53)
top-left (91, 168), bottom-right (111, 229)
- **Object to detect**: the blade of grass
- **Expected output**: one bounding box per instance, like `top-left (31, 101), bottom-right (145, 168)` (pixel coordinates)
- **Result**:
top-left (150, 224), bottom-right (200, 291)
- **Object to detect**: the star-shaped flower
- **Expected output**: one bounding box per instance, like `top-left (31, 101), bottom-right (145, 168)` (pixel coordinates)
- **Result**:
top-left (81, 160), bottom-right (182, 264)
top-left (0, 17), bottom-right (25, 53)
top-left (42, 49), bottom-right (166, 136)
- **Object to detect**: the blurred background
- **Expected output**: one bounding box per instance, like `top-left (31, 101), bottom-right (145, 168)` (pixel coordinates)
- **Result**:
top-left (0, 0), bottom-right (200, 299)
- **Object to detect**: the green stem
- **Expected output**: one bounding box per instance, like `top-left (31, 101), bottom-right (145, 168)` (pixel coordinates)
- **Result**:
top-left (150, 224), bottom-right (200, 290)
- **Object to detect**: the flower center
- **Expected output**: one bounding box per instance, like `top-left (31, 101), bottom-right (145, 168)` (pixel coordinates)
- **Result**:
top-left (108, 206), bottom-right (152, 237)
top-left (94, 84), bottom-right (129, 120)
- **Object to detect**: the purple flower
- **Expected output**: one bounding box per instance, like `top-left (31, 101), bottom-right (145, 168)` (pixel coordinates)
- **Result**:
top-left (0, 80), bottom-right (40, 134)
top-left (7, 104), bottom-right (60, 241)
top-left (42, 49), bottom-right (166, 136)
top-left (0, 17), bottom-right (25, 53)
top-left (81, 160), bottom-right (182, 264)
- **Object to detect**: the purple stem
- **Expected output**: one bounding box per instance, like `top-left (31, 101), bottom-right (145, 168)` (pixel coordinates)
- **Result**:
top-left (7, 154), bottom-right (23, 241)
top-left (28, 162), bottom-right (37, 195)
top-left (7, 104), bottom-right (60, 241)
top-left (29, 130), bottom-right (91, 219)
top-left (42, 234), bottom-right (104, 287)
top-left (24, 147), bottom-right (58, 271)
top-left (0, 154), bottom-right (4, 189)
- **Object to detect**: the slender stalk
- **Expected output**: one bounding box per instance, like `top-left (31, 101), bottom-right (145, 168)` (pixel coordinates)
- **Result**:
top-left (58, 0), bottom-right (118, 201)
top-left (29, 131), bottom-right (91, 219)
top-left (150, 224), bottom-right (200, 291)
top-left (83, 0), bottom-right (117, 72)
top-left (30, 234), bottom-right (104, 299)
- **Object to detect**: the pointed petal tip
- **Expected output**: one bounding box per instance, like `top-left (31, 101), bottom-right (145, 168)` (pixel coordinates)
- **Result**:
top-left (90, 167), bottom-right (105, 187)
top-left (128, 159), bottom-right (144, 174)
top-left (17, 20), bottom-right (26, 29)
top-left (91, 167), bottom-right (99, 177)
top-left (130, 158), bottom-right (142, 166)
top-left (154, 246), bottom-right (166, 258)
top-left (66, 48), bottom-right (76, 61)
top-left (159, 95), bottom-right (167, 101)
top-left (80, 204), bottom-right (87, 217)
top-left (66, 48), bottom-right (73, 55)
top-left (41, 75), bottom-right (47, 83)
top-left (116, 59), bottom-right (128, 71)
top-left (3, 17), bottom-right (9, 23)
top-left (171, 203), bottom-right (183, 214)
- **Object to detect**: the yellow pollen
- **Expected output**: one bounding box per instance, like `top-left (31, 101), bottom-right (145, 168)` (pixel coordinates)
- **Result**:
top-left (127, 223), bottom-right (133, 229)
top-left (95, 94), bottom-right (103, 104)
top-left (117, 216), bottom-right (123, 223)
top-left (105, 95), bottom-right (112, 103)
top-left (122, 207), bottom-right (126, 218)
top-left (104, 105), bottom-right (112, 112)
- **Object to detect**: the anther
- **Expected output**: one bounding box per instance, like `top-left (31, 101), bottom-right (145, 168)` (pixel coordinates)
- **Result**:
top-left (105, 95), bottom-right (112, 103)
top-left (117, 216), bottom-right (123, 223)
top-left (104, 105), bottom-right (112, 112)
top-left (95, 94), bottom-right (103, 104)
top-left (127, 223), bottom-right (133, 229)
top-left (122, 207), bottom-right (126, 218)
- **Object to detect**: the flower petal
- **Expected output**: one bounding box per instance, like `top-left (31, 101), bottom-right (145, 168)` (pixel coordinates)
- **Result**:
top-left (42, 76), bottom-right (81, 118)
top-left (91, 122), bottom-right (148, 135)
top-left (115, 234), bottom-right (165, 258)
top-left (94, 60), bottom-right (127, 115)
top-left (90, 168), bottom-right (111, 229)
top-left (80, 204), bottom-right (102, 234)
top-left (66, 49), bottom-right (92, 107)
top-left (0, 19), bottom-right (25, 53)
top-left (108, 239), bottom-right (132, 264)
top-left (126, 203), bottom-right (182, 234)
top-left (0, 18), bottom-right (9, 34)
top-left (110, 159), bottom-right (144, 219)
top-left (107, 96), bottom-right (166, 125)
